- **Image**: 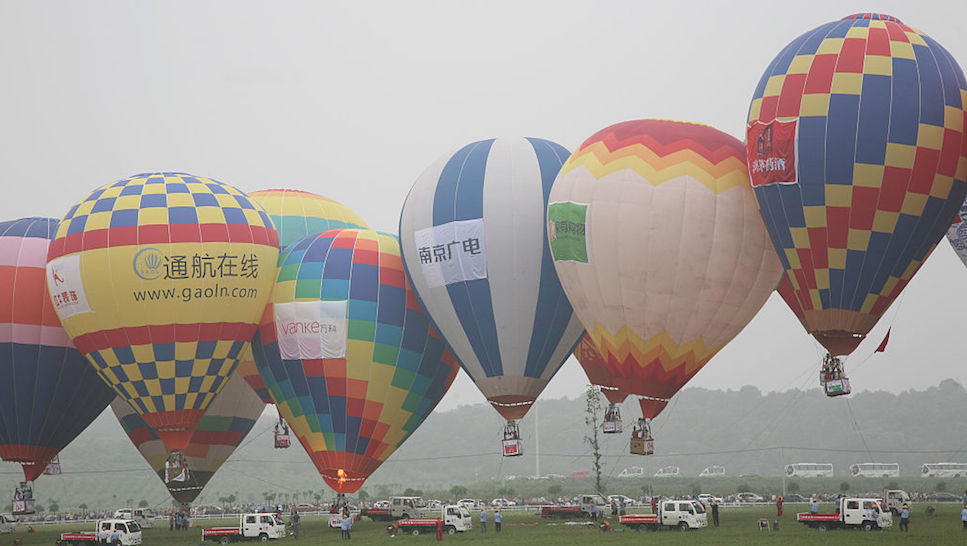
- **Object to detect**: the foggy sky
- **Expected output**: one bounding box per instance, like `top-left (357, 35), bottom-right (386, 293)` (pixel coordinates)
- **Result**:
top-left (1, 0), bottom-right (965, 414)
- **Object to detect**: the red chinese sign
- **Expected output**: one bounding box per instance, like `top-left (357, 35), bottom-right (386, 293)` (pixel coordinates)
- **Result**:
top-left (747, 120), bottom-right (797, 187)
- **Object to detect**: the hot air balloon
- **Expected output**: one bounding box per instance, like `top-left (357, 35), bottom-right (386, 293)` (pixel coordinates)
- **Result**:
top-left (548, 119), bottom-right (783, 454)
top-left (112, 372), bottom-right (264, 504)
top-left (746, 13), bottom-right (967, 394)
top-left (946, 199), bottom-right (967, 266)
top-left (45, 173), bottom-right (278, 469)
top-left (252, 229), bottom-right (459, 494)
top-left (234, 189), bottom-right (368, 448)
top-left (1, 217), bottom-right (117, 514)
top-left (573, 336), bottom-right (627, 433)
top-left (399, 137), bottom-right (586, 457)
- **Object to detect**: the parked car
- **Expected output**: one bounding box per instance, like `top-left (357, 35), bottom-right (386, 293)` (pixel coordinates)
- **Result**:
top-left (607, 495), bottom-right (636, 507)
top-left (736, 492), bottom-right (764, 503)
top-left (783, 494), bottom-right (808, 503)
top-left (491, 498), bottom-right (517, 507)
top-left (697, 494), bottom-right (723, 505)
top-left (295, 503), bottom-right (318, 512)
top-left (456, 499), bottom-right (478, 510)
top-left (927, 492), bottom-right (961, 502)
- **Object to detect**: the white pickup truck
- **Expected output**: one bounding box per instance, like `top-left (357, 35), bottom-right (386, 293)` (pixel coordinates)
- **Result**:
top-left (60, 519), bottom-right (143, 545)
top-left (797, 498), bottom-right (892, 531)
top-left (202, 513), bottom-right (287, 543)
top-left (397, 505), bottom-right (473, 535)
top-left (619, 499), bottom-right (708, 531)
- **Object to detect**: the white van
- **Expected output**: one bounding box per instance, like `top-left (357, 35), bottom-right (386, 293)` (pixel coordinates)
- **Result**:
top-left (113, 508), bottom-right (157, 527)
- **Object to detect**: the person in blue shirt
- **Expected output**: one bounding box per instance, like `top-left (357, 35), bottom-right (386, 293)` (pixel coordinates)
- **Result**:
top-left (340, 512), bottom-right (352, 540)
top-left (961, 504), bottom-right (967, 531)
top-left (834, 495), bottom-right (841, 513)
top-left (494, 508), bottom-right (502, 532)
top-left (899, 504), bottom-right (910, 532)
top-left (809, 498), bottom-right (819, 514)
top-left (479, 507), bottom-right (487, 533)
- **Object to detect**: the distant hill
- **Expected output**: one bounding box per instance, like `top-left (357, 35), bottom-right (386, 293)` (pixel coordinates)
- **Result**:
top-left (4, 380), bottom-right (967, 510)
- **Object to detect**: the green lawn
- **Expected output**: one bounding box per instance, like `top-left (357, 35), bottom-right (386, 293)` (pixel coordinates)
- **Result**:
top-left (12, 504), bottom-right (967, 545)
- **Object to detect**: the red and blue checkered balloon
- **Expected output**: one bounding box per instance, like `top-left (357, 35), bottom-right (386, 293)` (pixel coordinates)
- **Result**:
top-left (747, 14), bottom-right (967, 355)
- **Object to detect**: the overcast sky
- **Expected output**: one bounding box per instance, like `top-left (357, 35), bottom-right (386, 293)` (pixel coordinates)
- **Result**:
top-left (1, 1), bottom-right (965, 414)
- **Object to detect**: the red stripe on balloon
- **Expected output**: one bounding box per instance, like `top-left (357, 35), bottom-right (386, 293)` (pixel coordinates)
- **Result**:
top-left (72, 322), bottom-right (256, 354)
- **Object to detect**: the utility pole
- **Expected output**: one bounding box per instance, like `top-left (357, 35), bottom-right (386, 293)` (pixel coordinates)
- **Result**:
top-left (779, 446), bottom-right (786, 496)
top-left (535, 402), bottom-right (541, 479)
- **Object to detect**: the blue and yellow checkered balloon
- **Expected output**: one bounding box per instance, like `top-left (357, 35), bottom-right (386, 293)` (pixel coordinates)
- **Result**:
top-left (46, 172), bottom-right (279, 452)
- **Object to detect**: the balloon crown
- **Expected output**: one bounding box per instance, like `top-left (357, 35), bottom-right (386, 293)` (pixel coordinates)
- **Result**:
top-left (841, 13), bottom-right (902, 23)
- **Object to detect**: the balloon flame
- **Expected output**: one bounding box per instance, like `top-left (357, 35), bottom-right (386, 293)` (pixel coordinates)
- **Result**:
top-left (337, 469), bottom-right (347, 486)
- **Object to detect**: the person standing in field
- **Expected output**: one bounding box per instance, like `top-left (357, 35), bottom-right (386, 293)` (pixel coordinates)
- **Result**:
top-left (494, 508), bottom-right (502, 532)
top-left (479, 507), bottom-right (487, 533)
top-left (290, 509), bottom-right (300, 539)
top-left (960, 504), bottom-right (967, 531)
top-left (340, 512), bottom-right (352, 540)
top-left (711, 500), bottom-right (720, 527)
top-left (776, 496), bottom-right (783, 517)
top-left (899, 504), bottom-right (910, 532)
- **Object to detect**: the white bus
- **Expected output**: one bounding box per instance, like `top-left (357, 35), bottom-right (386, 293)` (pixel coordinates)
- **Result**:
top-left (617, 466), bottom-right (644, 478)
top-left (785, 463), bottom-right (833, 478)
top-left (654, 465), bottom-right (680, 478)
top-left (849, 462), bottom-right (899, 478)
top-left (699, 465), bottom-right (725, 477)
top-left (921, 462), bottom-right (967, 478)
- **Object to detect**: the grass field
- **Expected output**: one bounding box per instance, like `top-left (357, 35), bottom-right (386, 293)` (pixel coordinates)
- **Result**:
top-left (10, 504), bottom-right (967, 545)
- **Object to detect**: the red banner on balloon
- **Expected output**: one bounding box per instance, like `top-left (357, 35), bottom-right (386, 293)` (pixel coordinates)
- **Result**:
top-left (747, 120), bottom-right (797, 187)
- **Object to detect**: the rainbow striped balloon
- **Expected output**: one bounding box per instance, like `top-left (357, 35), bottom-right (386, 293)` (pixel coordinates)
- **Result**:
top-left (112, 372), bottom-right (264, 504)
top-left (252, 229), bottom-right (458, 493)
top-left (0, 218), bottom-right (115, 481)
top-left (237, 189), bottom-right (368, 404)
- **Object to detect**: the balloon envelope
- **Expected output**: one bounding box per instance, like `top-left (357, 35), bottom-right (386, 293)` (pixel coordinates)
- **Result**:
top-left (549, 120), bottom-right (782, 418)
top-left (573, 336), bottom-right (627, 406)
top-left (399, 137), bottom-right (585, 420)
top-left (46, 173), bottom-right (279, 451)
top-left (746, 13), bottom-right (967, 355)
top-left (0, 218), bottom-right (115, 481)
top-left (252, 229), bottom-right (459, 493)
top-left (112, 372), bottom-right (264, 504)
top-left (237, 189), bottom-right (369, 404)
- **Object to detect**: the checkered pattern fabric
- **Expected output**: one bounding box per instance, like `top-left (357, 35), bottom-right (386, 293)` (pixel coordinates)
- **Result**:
top-left (110, 371), bottom-right (264, 503)
top-left (236, 189), bottom-right (369, 404)
top-left (251, 229), bottom-right (458, 493)
top-left (47, 173), bottom-right (279, 446)
top-left (52, 172), bottom-right (276, 253)
top-left (747, 14), bottom-right (967, 352)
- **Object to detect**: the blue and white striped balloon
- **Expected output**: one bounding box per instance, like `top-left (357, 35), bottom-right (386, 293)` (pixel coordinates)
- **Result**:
top-left (399, 137), bottom-right (585, 421)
